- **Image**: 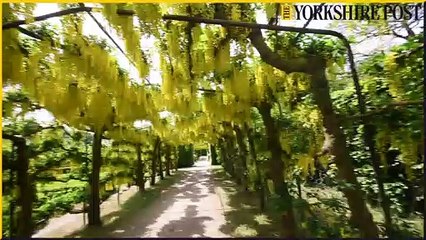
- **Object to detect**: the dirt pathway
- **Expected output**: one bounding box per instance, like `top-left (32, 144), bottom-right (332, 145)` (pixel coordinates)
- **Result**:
top-left (37, 161), bottom-right (233, 238)
top-left (136, 163), bottom-right (231, 238)
top-left (32, 171), bottom-right (171, 238)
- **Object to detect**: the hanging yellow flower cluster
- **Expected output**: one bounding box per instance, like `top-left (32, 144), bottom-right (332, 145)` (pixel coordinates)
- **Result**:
top-left (390, 130), bottom-right (421, 179)
top-left (160, 53), bottom-right (174, 101)
top-left (4, 16), bottom-right (156, 134)
top-left (191, 26), bottom-right (206, 76)
top-left (254, 63), bottom-right (275, 101)
top-left (230, 68), bottom-right (250, 102)
top-left (3, 29), bottom-right (25, 84)
top-left (101, 3), bottom-right (149, 79)
top-left (107, 127), bottom-right (153, 144)
top-left (4, 3), bottom-right (337, 150)
top-left (229, 4), bottom-right (241, 21)
top-left (202, 93), bottom-right (221, 118)
top-left (202, 26), bottom-right (217, 73)
top-left (134, 3), bottom-right (162, 37)
top-left (215, 41), bottom-right (231, 74)
top-left (384, 52), bottom-right (405, 101)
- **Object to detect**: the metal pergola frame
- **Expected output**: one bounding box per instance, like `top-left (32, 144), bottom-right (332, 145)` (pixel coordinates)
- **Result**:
top-left (161, 14), bottom-right (365, 114)
top-left (160, 14), bottom-right (422, 118)
top-left (3, 6), bottom-right (422, 118)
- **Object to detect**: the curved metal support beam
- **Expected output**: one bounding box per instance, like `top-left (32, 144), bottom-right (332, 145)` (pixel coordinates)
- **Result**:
top-left (3, 6), bottom-right (93, 30)
top-left (162, 14), bottom-right (366, 116)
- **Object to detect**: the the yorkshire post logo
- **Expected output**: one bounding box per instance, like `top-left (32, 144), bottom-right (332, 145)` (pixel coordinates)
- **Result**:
top-left (281, 4), bottom-right (294, 20)
top-left (281, 3), bottom-right (424, 21)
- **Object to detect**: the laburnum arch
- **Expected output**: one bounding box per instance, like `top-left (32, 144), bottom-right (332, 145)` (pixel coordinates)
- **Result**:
top-left (3, 2), bottom-right (422, 238)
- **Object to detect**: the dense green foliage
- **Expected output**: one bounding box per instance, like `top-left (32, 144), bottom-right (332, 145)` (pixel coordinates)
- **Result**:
top-left (177, 145), bottom-right (194, 168)
top-left (2, 88), bottom-right (177, 237)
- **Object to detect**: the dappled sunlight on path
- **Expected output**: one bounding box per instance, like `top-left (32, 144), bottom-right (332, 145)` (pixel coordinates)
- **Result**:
top-left (65, 164), bottom-right (231, 238)
top-left (140, 166), bottom-right (229, 237)
top-left (32, 171), bottom-right (172, 238)
top-left (32, 161), bottom-right (283, 238)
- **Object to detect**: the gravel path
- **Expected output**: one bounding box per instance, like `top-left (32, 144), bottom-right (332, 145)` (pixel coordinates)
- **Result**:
top-left (33, 161), bottom-right (232, 238)
top-left (136, 163), bottom-right (230, 238)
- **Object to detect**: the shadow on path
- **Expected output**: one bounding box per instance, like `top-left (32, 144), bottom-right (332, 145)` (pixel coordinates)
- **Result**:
top-left (210, 168), bottom-right (283, 237)
top-left (67, 172), bottom-right (183, 238)
top-left (68, 165), bottom-right (228, 238)
top-left (157, 205), bottom-right (213, 237)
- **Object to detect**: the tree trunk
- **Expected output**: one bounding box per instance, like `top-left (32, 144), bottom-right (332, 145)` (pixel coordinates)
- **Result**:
top-left (310, 68), bottom-right (378, 237)
top-left (135, 144), bottom-right (145, 193)
top-left (257, 101), bottom-right (297, 237)
top-left (347, 29), bottom-right (393, 234)
top-left (117, 185), bottom-right (120, 205)
top-left (151, 137), bottom-right (160, 186)
top-left (9, 144), bottom-right (16, 237)
top-left (234, 124), bottom-right (249, 190)
top-left (83, 201), bottom-right (86, 225)
top-left (150, 151), bottom-right (156, 186)
top-left (158, 142), bottom-right (164, 180)
top-left (210, 144), bottom-right (219, 165)
top-left (88, 130), bottom-right (102, 226)
top-left (218, 138), bottom-right (229, 172)
top-left (222, 122), bottom-right (239, 180)
top-left (365, 124), bottom-right (393, 236)
top-left (219, 138), bottom-right (228, 173)
top-left (246, 22), bottom-right (379, 237)
top-left (15, 140), bottom-right (33, 237)
top-left (296, 176), bottom-right (302, 199)
top-left (224, 136), bottom-right (237, 180)
top-left (174, 147), bottom-right (178, 171)
top-left (165, 144), bottom-right (172, 176)
top-left (247, 126), bottom-right (265, 211)
top-left (352, 118), bottom-right (393, 235)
